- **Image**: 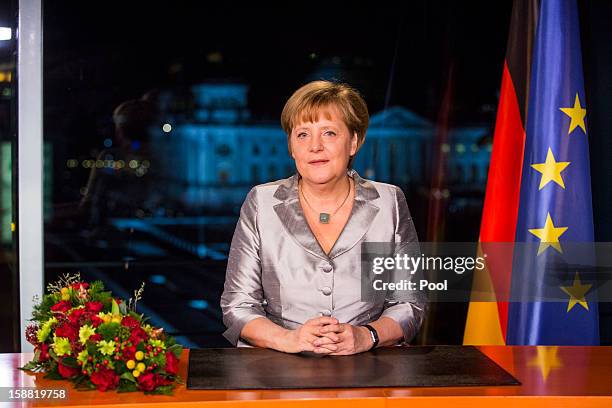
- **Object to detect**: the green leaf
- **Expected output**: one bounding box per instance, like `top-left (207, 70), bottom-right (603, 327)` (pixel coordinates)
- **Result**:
top-left (111, 298), bottom-right (120, 315)
top-left (88, 281), bottom-right (105, 294)
top-left (73, 374), bottom-right (87, 385)
top-left (74, 379), bottom-right (96, 390)
top-left (43, 369), bottom-right (63, 380)
top-left (120, 372), bottom-right (137, 383)
top-left (128, 311), bottom-right (143, 322)
top-left (33, 349), bottom-right (41, 363)
top-left (147, 385), bottom-right (174, 395)
top-left (97, 322), bottom-right (120, 341)
top-left (117, 380), bottom-right (138, 393)
top-left (116, 361), bottom-right (128, 375)
top-left (48, 348), bottom-right (59, 362)
top-left (19, 361), bottom-right (42, 371)
top-left (61, 356), bottom-right (78, 368)
top-left (168, 344), bottom-right (183, 358)
top-left (86, 341), bottom-right (98, 355)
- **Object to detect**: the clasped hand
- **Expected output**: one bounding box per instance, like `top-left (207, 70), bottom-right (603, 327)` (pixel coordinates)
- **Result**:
top-left (284, 316), bottom-right (373, 355)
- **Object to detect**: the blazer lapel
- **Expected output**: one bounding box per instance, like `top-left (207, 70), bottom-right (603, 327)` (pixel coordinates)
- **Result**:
top-left (272, 170), bottom-right (380, 261)
top-left (273, 174), bottom-right (329, 260)
top-left (328, 169), bottom-right (380, 259)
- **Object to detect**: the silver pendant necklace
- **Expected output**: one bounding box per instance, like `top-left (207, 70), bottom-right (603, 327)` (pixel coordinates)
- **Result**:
top-left (299, 177), bottom-right (352, 224)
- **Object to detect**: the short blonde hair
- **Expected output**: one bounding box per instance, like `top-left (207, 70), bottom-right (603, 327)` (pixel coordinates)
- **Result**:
top-left (281, 81), bottom-right (369, 166)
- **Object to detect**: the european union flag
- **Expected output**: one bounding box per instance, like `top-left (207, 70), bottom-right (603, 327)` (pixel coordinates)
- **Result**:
top-left (507, 0), bottom-right (599, 345)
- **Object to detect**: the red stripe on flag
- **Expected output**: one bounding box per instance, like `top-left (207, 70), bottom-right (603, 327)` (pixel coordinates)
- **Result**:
top-left (479, 60), bottom-right (526, 340)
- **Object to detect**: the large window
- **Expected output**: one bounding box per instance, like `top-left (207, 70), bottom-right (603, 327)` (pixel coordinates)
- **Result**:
top-left (0, 0), bottom-right (17, 352)
top-left (42, 2), bottom-right (513, 346)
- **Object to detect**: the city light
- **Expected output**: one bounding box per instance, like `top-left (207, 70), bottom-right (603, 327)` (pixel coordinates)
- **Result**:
top-left (188, 300), bottom-right (209, 310)
top-left (162, 123), bottom-right (172, 133)
top-left (0, 71), bottom-right (12, 82)
top-left (0, 27), bottom-right (11, 41)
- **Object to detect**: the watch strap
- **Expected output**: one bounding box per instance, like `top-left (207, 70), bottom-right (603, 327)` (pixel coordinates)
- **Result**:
top-left (363, 324), bottom-right (379, 349)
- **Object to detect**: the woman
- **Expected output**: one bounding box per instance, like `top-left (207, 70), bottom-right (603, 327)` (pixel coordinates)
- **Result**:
top-left (221, 80), bottom-right (426, 355)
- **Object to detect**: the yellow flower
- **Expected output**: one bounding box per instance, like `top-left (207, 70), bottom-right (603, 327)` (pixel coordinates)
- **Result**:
top-left (77, 350), bottom-right (89, 365)
top-left (135, 351), bottom-right (144, 361)
top-left (98, 340), bottom-right (116, 356)
top-left (111, 315), bottom-right (122, 324)
top-left (148, 339), bottom-right (166, 350)
top-left (36, 317), bottom-right (57, 343)
top-left (132, 370), bottom-right (140, 378)
top-left (79, 325), bottom-right (96, 345)
top-left (60, 287), bottom-right (71, 301)
top-left (126, 360), bottom-right (135, 369)
top-left (136, 362), bottom-right (145, 372)
top-left (97, 312), bottom-right (111, 323)
top-left (52, 335), bottom-right (71, 357)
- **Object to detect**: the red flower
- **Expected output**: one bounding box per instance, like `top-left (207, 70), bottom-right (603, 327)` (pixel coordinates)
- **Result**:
top-left (25, 324), bottom-right (39, 346)
top-left (38, 343), bottom-right (50, 362)
top-left (85, 301), bottom-right (103, 314)
top-left (137, 372), bottom-right (157, 392)
top-left (71, 282), bottom-right (89, 290)
top-left (164, 351), bottom-right (179, 375)
top-left (137, 372), bottom-right (170, 392)
top-left (58, 359), bottom-right (79, 378)
top-left (120, 316), bottom-right (140, 330)
top-left (90, 367), bottom-right (119, 392)
top-left (128, 327), bottom-right (148, 345)
top-left (50, 301), bottom-right (72, 313)
top-left (89, 333), bottom-right (103, 342)
top-left (54, 322), bottom-right (79, 343)
top-left (68, 308), bottom-right (87, 325)
top-left (90, 315), bottom-right (104, 328)
top-left (122, 344), bottom-right (136, 360)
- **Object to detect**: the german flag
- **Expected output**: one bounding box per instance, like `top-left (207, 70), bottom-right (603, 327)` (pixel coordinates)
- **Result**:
top-left (463, 0), bottom-right (539, 345)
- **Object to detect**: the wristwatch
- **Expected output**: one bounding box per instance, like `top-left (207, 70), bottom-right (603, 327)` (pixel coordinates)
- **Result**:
top-left (363, 324), bottom-right (379, 349)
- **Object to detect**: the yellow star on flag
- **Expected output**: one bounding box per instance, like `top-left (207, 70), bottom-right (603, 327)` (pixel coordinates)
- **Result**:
top-left (560, 272), bottom-right (592, 312)
top-left (559, 93), bottom-right (587, 134)
top-left (528, 213), bottom-right (568, 255)
top-left (528, 346), bottom-right (562, 382)
top-left (531, 148), bottom-right (570, 190)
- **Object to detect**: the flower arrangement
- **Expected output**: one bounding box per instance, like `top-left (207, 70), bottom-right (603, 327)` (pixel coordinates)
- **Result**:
top-left (20, 273), bottom-right (183, 395)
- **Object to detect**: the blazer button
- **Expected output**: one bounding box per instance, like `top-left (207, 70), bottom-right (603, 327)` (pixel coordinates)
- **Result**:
top-left (261, 299), bottom-right (268, 306)
top-left (322, 265), bottom-right (333, 273)
top-left (320, 309), bottom-right (332, 316)
top-left (321, 286), bottom-right (332, 296)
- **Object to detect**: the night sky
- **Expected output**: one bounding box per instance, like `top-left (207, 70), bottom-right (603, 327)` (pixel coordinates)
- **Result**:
top-left (43, 1), bottom-right (512, 127)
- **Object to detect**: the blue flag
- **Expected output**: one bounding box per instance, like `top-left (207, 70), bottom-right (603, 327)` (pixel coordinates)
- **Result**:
top-left (507, 0), bottom-right (599, 345)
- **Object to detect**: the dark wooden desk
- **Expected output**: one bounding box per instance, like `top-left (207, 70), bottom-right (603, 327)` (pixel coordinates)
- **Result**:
top-left (2, 346), bottom-right (611, 407)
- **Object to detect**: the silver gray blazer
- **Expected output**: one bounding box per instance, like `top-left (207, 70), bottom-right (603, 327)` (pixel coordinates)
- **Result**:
top-left (220, 169), bottom-right (427, 347)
